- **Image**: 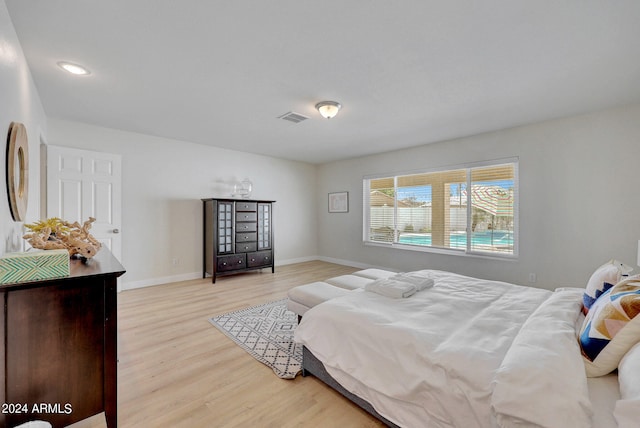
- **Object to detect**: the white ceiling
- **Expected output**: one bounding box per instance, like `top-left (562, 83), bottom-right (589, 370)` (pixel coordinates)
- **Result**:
top-left (6, 1), bottom-right (640, 164)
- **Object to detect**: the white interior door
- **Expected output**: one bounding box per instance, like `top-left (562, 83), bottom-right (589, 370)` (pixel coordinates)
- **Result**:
top-left (45, 145), bottom-right (122, 261)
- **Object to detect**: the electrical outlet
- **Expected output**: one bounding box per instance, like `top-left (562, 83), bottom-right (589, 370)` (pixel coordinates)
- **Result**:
top-left (172, 258), bottom-right (179, 266)
top-left (528, 273), bottom-right (537, 283)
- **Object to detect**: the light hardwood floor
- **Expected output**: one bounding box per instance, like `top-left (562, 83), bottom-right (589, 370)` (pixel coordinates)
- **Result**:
top-left (70, 261), bottom-right (386, 428)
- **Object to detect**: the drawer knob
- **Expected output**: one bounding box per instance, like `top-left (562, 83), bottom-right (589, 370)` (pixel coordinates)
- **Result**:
top-left (222, 262), bottom-right (227, 266)
top-left (238, 260), bottom-right (243, 264)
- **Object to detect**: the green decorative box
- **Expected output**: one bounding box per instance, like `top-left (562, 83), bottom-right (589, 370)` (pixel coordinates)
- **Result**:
top-left (0, 249), bottom-right (70, 284)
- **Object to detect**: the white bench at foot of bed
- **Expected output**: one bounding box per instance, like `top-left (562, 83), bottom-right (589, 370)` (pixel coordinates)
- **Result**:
top-left (324, 274), bottom-right (373, 290)
top-left (351, 268), bottom-right (397, 280)
top-left (286, 268), bottom-right (396, 318)
top-left (286, 282), bottom-right (351, 317)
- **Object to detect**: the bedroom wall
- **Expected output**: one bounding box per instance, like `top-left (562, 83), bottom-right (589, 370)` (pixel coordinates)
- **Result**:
top-left (4, 0), bottom-right (637, 292)
top-left (317, 103), bottom-right (640, 290)
top-left (0, 1), bottom-right (46, 257)
top-left (46, 119), bottom-right (319, 289)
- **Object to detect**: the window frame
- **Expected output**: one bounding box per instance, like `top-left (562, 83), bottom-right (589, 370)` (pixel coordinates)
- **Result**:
top-left (362, 157), bottom-right (519, 260)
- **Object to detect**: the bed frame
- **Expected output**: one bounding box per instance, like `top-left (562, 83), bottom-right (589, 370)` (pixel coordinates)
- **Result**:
top-left (302, 346), bottom-right (401, 428)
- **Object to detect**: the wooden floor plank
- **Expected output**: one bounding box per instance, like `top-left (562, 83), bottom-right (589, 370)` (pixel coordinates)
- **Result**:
top-left (68, 261), bottom-right (385, 427)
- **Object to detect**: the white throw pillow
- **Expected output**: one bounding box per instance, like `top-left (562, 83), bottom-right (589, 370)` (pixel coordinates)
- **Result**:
top-left (582, 260), bottom-right (628, 313)
top-left (614, 399), bottom-right (640, 428)
top-left (618, 342), bottom-right (640, 399)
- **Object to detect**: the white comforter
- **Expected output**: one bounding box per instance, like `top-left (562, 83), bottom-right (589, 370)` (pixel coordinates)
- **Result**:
top-left (294, 270), bottom-right (593, 428)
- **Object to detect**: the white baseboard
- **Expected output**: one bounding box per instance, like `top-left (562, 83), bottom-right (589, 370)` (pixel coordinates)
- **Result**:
top-left (275, 255), bottom-right (319, 266)
top-left (119, 257), bottom-right (394, 292)
top-left (277, 255), bottom-right (391, 271)
top-left (315, 256), bottom-right (368, 268)
top-left (121, 271), bottom-right (202, 291)
top-left (315, 256), bottom-right (394, 271)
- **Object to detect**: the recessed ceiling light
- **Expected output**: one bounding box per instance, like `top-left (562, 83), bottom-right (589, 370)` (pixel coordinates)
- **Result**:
top-left (57, 61), bottom-right (91, 75)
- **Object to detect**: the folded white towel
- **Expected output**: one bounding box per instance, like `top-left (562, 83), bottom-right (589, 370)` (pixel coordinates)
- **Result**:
top-left (391, 273), bottom-right (435, 291)
top-left (365, 279), bottom-right (417, 299)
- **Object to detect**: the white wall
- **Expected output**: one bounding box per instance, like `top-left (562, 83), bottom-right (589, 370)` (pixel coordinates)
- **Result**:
top-left (317, 103), bottom-right (640, 290)
top-left (46, 119), bottom-right (318, 289)
top-left (4, 0), bottom-right (638, 291)
top-left (0, 1), bottom-right (47, 256)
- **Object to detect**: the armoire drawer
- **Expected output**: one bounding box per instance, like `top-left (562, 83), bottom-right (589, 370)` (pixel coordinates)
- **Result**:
top-left (235, 202), bottom-right (257, 212)
top-left (236, 232), bottom-right (257, 243)
top-left (236, 242), bottom-right (257, 253)
top-left (217, 254), bottom-right (245, 271)
top-left (247, 251), bottom-right (272, 268)
top-left (235, 222), bottom-right (257, 232)
top-left (236, 212), bottom-right (257, 222)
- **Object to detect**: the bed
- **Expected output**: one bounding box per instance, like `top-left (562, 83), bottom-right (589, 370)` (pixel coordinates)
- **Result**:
top-left (294, 268), bottom-right (640, 428)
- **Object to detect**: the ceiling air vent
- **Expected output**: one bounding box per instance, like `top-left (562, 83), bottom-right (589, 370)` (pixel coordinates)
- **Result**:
top-left (277, 111), bottom-right (309, 124)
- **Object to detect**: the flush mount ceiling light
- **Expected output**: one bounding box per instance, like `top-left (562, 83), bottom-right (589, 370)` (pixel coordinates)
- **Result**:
top-left (57, 61), bottom-right (91, 75)
top-left (315, 101), bottom-right (342, 119)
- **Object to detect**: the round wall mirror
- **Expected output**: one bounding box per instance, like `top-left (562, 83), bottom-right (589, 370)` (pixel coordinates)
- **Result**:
top-left (6, 122), bottom-right (29, 221)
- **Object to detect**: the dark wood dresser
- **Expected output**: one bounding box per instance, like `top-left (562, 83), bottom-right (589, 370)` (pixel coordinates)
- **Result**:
top-left (0, 248), bottom-right (125, 428)
top-left (202, 198), bottom-right (274, 283)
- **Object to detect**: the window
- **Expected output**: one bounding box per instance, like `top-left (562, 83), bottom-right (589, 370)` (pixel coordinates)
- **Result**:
top-left (363, 159), bottom-right (518, 257)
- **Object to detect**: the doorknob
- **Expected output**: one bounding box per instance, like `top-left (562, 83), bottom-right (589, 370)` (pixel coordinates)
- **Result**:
top-left (112, 228), bottom-right (120, 234)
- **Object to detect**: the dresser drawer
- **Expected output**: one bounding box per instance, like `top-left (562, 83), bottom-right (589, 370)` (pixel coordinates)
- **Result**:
top-left (236, 211), bottom-right (257, 222)
top-left (235, 202), bottom-right (257, 212)
top-left (236, 242), bottom-right (257, 253)
top-left (236, 232), bottom-right (257, 243)
top-left (235, 222), bottom-right (257, 232)
top-left (247, 251), bottom-right (272, 268)
top-left (217, 254), bottom-right (245, 272)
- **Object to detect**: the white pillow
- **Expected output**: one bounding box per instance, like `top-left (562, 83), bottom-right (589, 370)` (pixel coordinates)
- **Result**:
top-left (614, 344), bottom-right (640, 427)
top-left (618, 342), bottom-right (640, 399)
top-left (614, 400), bottom-right (640, 428)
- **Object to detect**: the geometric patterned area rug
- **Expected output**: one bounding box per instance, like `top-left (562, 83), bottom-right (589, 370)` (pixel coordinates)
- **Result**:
top-left (209, 298), bottom-right (302, 379)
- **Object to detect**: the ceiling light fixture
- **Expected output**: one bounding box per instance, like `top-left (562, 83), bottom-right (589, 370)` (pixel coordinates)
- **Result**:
top-left (57, 61), bottom-right (91, 75)
top-left (315, 101), bottom-right (342, 119)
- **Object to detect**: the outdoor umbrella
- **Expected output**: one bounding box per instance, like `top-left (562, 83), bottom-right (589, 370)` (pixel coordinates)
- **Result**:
top-left (463, 185), bottom-right (514, 247)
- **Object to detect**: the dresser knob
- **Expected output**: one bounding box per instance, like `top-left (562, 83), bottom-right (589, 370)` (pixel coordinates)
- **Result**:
top-left (238, 260), bottom-right (243, 264)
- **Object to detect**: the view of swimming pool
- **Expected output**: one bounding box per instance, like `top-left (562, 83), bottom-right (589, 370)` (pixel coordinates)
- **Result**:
top-left (399, 230), bottom-right (513, 249)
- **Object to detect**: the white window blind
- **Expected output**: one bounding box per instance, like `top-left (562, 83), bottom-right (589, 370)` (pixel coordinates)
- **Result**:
top-left (368, 177), bottom-right (395, 243)
top-left (469, 164), bottom-right (516, 254)
top-left (364, 160), bottom-right (518, 257)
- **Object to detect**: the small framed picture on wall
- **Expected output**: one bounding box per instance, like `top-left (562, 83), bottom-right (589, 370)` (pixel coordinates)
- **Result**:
top-left (328, 191), bottom-right (348, 213)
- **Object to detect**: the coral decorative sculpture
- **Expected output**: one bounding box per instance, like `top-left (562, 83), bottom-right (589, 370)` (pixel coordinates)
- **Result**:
top-left (23, 217), bottom-right (102, 259)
